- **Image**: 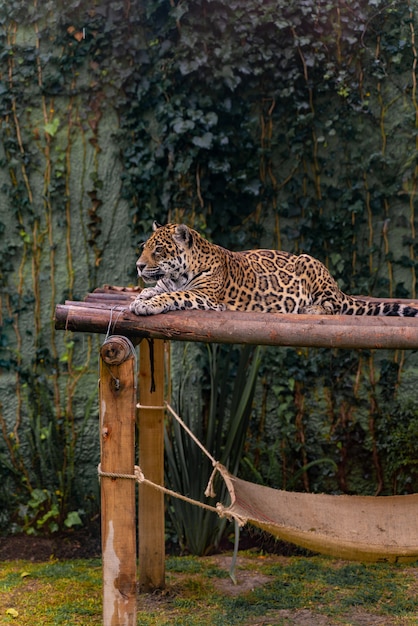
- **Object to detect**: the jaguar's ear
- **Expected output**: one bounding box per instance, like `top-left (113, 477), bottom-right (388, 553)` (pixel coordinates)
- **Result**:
top-left (152, 221), bottom-right (163, 232)
top-left (173, 224), bottom-right (193, 249)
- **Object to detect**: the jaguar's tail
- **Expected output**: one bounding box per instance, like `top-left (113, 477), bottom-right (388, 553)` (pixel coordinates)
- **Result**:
top-left (342, 298), bottom-right (418, 317)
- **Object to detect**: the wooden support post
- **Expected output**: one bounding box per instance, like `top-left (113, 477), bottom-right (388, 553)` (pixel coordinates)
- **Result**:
top-left (99, 336), bottom-right (137, 626)
top-left (138, 338), bottom-right (166, 591)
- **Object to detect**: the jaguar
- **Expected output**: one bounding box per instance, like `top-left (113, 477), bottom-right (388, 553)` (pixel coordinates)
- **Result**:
top-left (129, 222), bottom-right (418, 317)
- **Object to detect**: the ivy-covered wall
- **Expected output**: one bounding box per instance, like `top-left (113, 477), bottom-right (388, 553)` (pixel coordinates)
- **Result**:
top-left (1, 0), bottom-right (418, 535)
top-left (0, 0), bottom-right (136, 532)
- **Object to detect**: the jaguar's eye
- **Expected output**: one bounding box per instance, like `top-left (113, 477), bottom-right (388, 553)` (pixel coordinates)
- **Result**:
top-left (154, 245), bottom-right (164, 255)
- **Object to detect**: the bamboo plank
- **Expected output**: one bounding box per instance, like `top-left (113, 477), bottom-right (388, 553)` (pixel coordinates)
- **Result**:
top-left (99, 336), bottom-right (137, 625)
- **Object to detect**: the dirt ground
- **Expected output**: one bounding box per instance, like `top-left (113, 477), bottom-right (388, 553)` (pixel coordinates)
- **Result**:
top-left (0, 526), bottom-right (301, 562)
top-left (0, 529), bottom-right (102, 562)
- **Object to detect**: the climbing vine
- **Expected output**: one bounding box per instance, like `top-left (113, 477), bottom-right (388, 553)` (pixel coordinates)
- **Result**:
top-left (0, 0), bottom-right (418, 537)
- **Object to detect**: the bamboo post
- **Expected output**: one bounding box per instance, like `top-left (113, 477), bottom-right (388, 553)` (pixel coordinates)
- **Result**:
top-left (138, 338), bottom-right (166, 591)
top-left (99, 336), bottom-right (137, 626)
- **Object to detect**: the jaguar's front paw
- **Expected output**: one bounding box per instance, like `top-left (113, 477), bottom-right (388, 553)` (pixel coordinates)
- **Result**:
top-left (129, 297), bottom-right (153, 315)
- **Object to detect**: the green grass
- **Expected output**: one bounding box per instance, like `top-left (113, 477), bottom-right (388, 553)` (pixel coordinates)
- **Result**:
top-left (0, 554), bottom-right (417, 625)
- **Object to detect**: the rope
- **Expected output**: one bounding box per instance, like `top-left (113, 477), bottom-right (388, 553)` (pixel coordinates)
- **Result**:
top-left (137, 401), bottom-right (219, 495)
top-left (137, 403), bottom-right (166, 410)
top-left (104, 305), bottom-right (127, 342)
top-left (164, 402), bottom-right (218, 467)
top-left (100, 331), bottom-right (138, 391)
top-left (97, 398), bottom-right (248, 524)
top-left (97, 463), bottom-right (233, 518)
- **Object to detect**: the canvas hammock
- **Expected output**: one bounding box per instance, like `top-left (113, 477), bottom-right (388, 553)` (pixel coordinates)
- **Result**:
top-left (209, 463), bottom-right (418, 563)
top-left (106, 402), bottom-right (418, 565)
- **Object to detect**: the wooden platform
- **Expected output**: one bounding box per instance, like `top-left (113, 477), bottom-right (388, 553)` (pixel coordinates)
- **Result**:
top-left (54, 286), bottom-right (418, 350)
top-left (54, 286), bottom-right (418, 619)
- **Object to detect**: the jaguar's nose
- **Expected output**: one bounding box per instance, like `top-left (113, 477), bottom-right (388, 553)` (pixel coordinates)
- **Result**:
top-left (136, 262), bottom-right (146, 276)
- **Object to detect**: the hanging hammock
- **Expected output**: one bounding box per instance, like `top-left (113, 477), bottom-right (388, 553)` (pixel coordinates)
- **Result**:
top-left (163, 404), bottom-right (418, 563)
top-left (210, 463), bottom-right (418, 563)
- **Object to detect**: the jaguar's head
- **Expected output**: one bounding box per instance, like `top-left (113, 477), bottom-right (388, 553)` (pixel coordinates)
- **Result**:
top-left (136, 222), bottom-right (195, 283)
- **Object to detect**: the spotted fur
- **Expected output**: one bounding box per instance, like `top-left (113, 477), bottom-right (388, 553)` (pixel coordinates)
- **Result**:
top-left (129, 222), bottom-right (418, 317)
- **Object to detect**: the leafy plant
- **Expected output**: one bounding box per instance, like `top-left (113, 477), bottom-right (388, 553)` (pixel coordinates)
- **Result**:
top-left (17, 488), bottom-right (82, 535)
top-left (0, 348), bottom-right (97, 534)
top-left (165, 343), bottom-right (261, 555)
top-left (376, 399), bottom-right (418, 494)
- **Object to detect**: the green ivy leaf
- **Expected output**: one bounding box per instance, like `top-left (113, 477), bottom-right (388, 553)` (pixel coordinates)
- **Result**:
top-left (191, 132), bottom-right (213, 149)
top-left (44, 117), bottom-right (60, 137)
top-left (64, 511), bottom-right (83, 528)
